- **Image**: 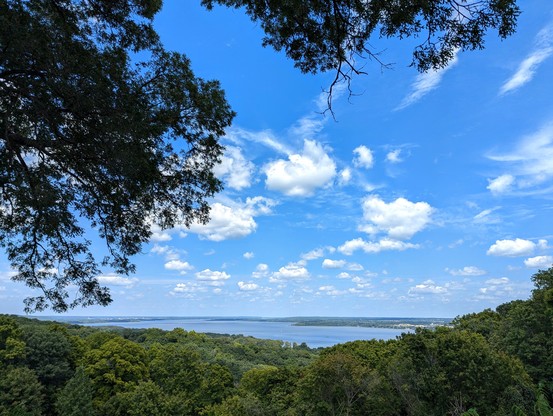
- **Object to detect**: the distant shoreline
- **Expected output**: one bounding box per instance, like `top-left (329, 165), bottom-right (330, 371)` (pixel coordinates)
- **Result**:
top-left (36, 315), bottom-right (452, 330)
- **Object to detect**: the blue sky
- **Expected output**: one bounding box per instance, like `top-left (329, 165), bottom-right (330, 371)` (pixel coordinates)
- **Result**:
top-left (2, 1), bottom-right (553, 318)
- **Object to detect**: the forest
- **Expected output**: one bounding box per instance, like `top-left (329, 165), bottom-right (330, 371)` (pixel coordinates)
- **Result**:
top-left (1, 267), bottom-right (552, 416)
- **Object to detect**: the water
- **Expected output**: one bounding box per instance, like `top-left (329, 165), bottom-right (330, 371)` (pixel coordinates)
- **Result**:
top-left (74, 317), bottom-right (408, 348)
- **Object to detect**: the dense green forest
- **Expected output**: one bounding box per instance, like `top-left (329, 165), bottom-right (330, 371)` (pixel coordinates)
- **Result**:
top-left (1, 267), bottom-right (552, 416)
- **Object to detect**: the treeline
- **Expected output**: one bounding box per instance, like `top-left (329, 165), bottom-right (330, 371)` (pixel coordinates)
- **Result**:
top-left (1, 267), bottom-right (552, 415)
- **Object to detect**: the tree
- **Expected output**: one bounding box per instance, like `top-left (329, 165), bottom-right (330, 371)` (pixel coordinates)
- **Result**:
top-left (0, 316), bottom-right (26, 363)
top-left (297, 350), bottom-right (381, 415)
top-left (0, 366), bottom-right (44, 416)
top-left (82, 336), bottom-right (149, 402)
top-left (202, 0), bottom-right (520, 110)
top-left (55, 367), bottom-right (97, 416)
top-left (390, 328), bottom-right (533, 416)
top-left (0, 0), bottom-right (234, 312)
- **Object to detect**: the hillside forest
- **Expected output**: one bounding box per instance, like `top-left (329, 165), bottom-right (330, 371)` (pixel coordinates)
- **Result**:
top-left (0, 267), bottom-right (552, 416)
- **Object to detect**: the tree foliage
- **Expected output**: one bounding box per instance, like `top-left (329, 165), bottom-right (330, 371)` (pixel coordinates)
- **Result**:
top-left (0, 0), bottom-right (234, 312)
top-left (202, 0), bottom-right (520, 109)
top-left (453, 267), bottom-right (553, 383)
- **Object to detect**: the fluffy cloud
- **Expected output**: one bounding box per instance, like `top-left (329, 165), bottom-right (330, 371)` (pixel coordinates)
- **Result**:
top-left (188, 197), bottom-right (275, 241)
top-left (396, 51), bottom-right (459, 110)
top-left (487, 174), bottom-right (515, 195)
top-left (317, 285), bottom-right (351, 296)
top-left (359, 195), bottom-right (433, 240)
top-left (500, 22), bottom-right (553, 94)
top-left (264, 139), bottom-right (336, 196)
top-left (252, 263), bottom-right (269, 279)
top-left (97, 274), bottom-right (138, 288)
top-left (301, 246), bottom-right (335, 261)
top-left (487, 238), bottom-right (547, 257)
top-left (478, 277), bottom-right (513, 298)
top-left (446, 266), bottom-right (486, 276)
top-left (272, 262), bottom-right (310, 280)
top-left (338, 238), bottom-right (419, 255)
top-left (485, 277), bottom-right (510, 285)
top-left (487, 123), bottom-right (553, 195)
top-left (170, 282), bottom-right (207, 297)
top-left (164, 260), bottom-right (194, 272)
top-left (409, 280), bottom-right (447, 295)
top-left (237, 281), bottom-right (260, 291)
top-left (338, 168), bottom-right (352, 186)
top-left (321, 259), bottom-right (364, 271)
top-left (243, 251), bottom-right (254, 259)
top-left (151, 244), bottom-right (183, 261)
top-left (322, 259), bottom-right (346, 269)
top-left (386, 149), bottom-right (402, 164)
top-left (195, 269), bottom-right (230, 286)
top-left (353, 145), bottom-right (374, 169)
top-left (213, 145), bottom-right (255, 190)
top-left (524, 255), bottom-right (553, 268)
top-left (150, 224), bottom-right (172, 242)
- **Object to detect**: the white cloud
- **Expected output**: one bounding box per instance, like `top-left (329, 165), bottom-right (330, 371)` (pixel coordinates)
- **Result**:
top-left (386, 149), bottom-right (402, 164)
top-left (150, 224), bottom-right (172, 242)
top-left (478, 277), bottom-right (514, 299)
top-left (97, 274), bottom-right (138, 288)
top-left (237, 281), bottom-right (260, 291)
top-left (338, 238), bottom-right (419, 255)
top-left (151, 244), bottom-right (183, 261)
top-left (396, 51), bottom-right (459, 110)
top-left (346, 262), bottom-right (364, 271)
top-left (226, 127), bottom-right (292, 155)
top-left (487, 174), bottom-right (515, 195)
top-left (195, 269), bottom-right (230, 286)
top-left (487, 123), bottom-right (553, 195)
top-left (164, 260), bottom-right (194, 272)
top-left (264, 139), bottom-right (336, 197)
top-left (272, 262), bottom-right (310, 280)
top-left (301, 246), bottom-right (335, 261)
top-left (409, 280), bottom-right (447, 295)
top-left (524, 255), bottom-right (553, 268)
top-left (500, 22), bottom-right (553, 94)
top-left (485, 277), bottom-right (510, 286)
top-left (338, 168), bottom-right (352, 185)
top-left (188, 197), bottom-right (275, 241)
top-left (447, 266), bottom-right (486, 276)
top-left (170, 282), bottom-right (207, 297)
top-left (0, 269), bottom-right (17, 282)
top-left (317, 285), bottom-right (359, 296)
top-left (473, 207), bottom-right (501, 224)
top-left (252, 263), bottom-right (269, 279)
top-left (359, 195), bottom-right (433, 240)
top-left (243, 251), bottom-right (255, 259)
top-left (487, 238), bottom-right (547, 257)
top-left (301, 248), bottom-right (325, 261)
top-left (289, 114), bottom-right (326, 141)
top-left (322, 259), bottom-right (346, 269)
top-left (353, 145), bottom-right (374, 169)
top-left (213, 145), bottom-right (255, 190)
top-left (337, 272), bottom-right (351, 279)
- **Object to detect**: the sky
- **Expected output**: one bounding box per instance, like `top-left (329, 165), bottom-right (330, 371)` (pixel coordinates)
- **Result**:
top-left (2, 1), bottom-right (553, 318)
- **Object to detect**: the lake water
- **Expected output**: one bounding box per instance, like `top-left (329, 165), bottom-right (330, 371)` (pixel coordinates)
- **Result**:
top-left (78, 318), bottom-right (408, 348)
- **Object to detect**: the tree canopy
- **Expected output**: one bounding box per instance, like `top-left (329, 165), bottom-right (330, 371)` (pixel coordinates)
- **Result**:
top-left (1, 0), bottom-right (234, 311)
top-left (1, 0), bottom-right (520, 312)
top-left (203, 0), bottom-right (520, 109)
